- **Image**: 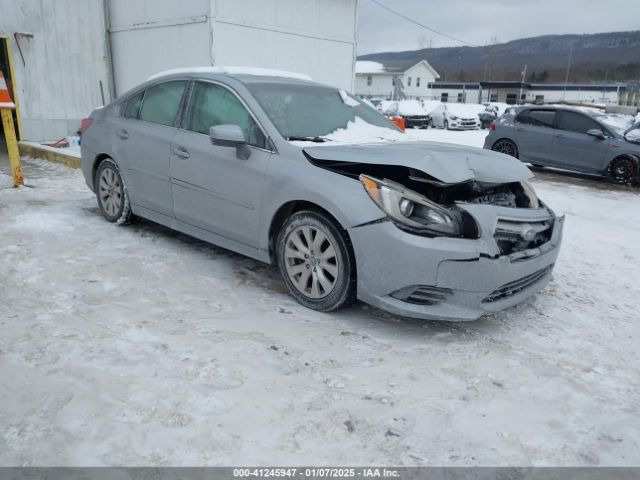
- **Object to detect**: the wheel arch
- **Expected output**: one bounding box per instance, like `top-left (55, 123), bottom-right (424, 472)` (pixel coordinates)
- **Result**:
top-left (91, 153), bottom-right (114, 190)
top-left (267, 200), bottom-right (354, 266)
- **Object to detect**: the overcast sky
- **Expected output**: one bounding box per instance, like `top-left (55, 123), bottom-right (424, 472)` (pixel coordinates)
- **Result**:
top-left (357, 0), bottom-right (640, 54)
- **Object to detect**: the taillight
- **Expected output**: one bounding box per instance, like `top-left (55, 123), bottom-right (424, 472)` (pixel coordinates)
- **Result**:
top-left (80, 117), bottom-right (93, 133)
top-left (489, 121), bottom-right (496, 131)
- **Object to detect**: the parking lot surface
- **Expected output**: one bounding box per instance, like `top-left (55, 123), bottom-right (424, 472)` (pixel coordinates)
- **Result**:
top-left (1, 139), bottom-right (639, 465)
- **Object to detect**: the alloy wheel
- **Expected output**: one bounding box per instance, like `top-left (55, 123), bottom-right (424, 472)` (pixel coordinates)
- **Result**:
top-left (98, 167), bottom-right (123, 217)
top-left (609, 157), bottom-right (637, 184)
top-left (492, 140), bottom-right (518, 158)
top-left (283, 225), bottom-right (339, 299)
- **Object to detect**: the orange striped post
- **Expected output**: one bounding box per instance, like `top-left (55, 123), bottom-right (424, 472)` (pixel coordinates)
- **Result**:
top-left (0, 70), bottom-right (23, 187)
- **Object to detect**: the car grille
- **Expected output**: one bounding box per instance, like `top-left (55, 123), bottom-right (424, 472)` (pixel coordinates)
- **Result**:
top-left (391, 285), bottom-right (453, 305)
top-left (482, 265), bottom-right (554, 303)
top-left (494, 218), bottom-right (553, 256)
top-left (406, 115), bottom-right (428, 120)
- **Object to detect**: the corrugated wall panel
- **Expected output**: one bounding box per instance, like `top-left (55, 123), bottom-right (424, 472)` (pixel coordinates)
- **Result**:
top-left (0, 0), bottom-right (111, 141)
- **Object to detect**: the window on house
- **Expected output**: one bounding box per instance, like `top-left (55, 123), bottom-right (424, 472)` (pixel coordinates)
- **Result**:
top-left (416, 77), bottom-right (421, 87)
top-left (367, 75), bottom-right (372, 86)
top-left (457, 93), bottom-right (464, 103)
top-left (490, 93), bottom-right (498, 102)
top-left (441, 92), bottom-right (448, 103)
top-left (506, 93), bottom-right (518, 105)
top-left (535, 95), bottom-right (544, 104)
top-left (407, 77), bottom-right (412, 87)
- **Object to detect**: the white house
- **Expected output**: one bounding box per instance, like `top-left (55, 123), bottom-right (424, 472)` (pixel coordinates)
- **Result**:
top-left (355, 59), bottom-right (440, 100)
top-left (0, 0), bottom-right (358, 141)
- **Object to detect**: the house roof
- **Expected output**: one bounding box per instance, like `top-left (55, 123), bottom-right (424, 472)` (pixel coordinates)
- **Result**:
top-left (355, 59), bottom-right (439, 78)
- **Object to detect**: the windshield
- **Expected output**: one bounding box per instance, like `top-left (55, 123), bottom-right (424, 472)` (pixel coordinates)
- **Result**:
top-left (246, 82), bottom-right (400, 139)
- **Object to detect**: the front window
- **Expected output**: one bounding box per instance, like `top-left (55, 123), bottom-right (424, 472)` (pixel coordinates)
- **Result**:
top-left (245, 82), bottom-right (399, 139)
top-left (407, 77), bottom-right (412, 87)
top-left (186, 81), bottom-right (266, 148)
top-left (441, 92), bottom-right (448, 103)
top-left (557, 111), bottom-right (602, 135)
top-left (367, 75), bottom-right (372, 86)
top-left (416, 77), bottom-right (421, 87)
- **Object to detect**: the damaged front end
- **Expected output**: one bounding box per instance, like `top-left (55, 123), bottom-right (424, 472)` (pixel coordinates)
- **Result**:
top-left (306, 155), bottom-right (553, 258)
top-left (303, 145), bottom-right (563, 321)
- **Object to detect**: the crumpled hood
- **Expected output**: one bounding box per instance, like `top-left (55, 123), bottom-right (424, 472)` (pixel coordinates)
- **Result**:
top-left (303, 141), bottom-right (533, 184)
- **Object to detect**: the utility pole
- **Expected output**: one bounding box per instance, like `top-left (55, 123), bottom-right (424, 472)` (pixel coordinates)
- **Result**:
top-left (563, 43), bottom-right (573, 101)
top-left (519, 64), bottom-right (527, 104)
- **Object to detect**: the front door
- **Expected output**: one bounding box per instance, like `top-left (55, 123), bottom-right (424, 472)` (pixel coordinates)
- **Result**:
top-left (552, 110), bottom-right (609, 173)
top-left (170, 81), bottom-right (272, 248)
top-left (113, 80), bottom-right (187, 217)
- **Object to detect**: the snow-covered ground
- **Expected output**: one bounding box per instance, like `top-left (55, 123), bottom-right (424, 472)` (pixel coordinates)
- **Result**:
top-left (1, 135), bottom-right (639, 466)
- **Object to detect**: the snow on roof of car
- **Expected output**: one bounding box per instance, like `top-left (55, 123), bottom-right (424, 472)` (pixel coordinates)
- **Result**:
top-left (148, 66), bottom-right (313, 82)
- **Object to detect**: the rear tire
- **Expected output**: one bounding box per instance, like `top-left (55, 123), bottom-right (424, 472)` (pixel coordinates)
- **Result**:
top-left (276, 211), bottom-right (354, 312)
top-left (607, 156), bottom-right (638, 184)
top-left (95, 158), bottom-right (132, 224)
top-left (491, 139), bottom-right (519, 159)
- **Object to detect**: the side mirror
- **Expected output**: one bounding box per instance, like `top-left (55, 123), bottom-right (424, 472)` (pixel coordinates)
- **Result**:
top-left (209, 124), bottom-right (246, 147)
top-left (587, 128), bottom-right (606, 140)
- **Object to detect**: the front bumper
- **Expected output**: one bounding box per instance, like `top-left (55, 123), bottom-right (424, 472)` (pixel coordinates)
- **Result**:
top-left (349, 205), bottom-right (564, 321)
top-left (448, 119), bottom-right (480, 130)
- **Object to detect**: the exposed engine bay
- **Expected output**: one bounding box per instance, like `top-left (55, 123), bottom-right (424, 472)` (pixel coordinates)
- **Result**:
top-left (306, 159), bottom-right (537, 209)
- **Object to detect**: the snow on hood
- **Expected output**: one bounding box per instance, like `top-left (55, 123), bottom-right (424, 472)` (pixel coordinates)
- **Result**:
top-left (446, 103), bottom-right (485, 118)
top-left (304, 141), bottom-right (533, 184)
top-left (289, 118), bottom-right (406, 146)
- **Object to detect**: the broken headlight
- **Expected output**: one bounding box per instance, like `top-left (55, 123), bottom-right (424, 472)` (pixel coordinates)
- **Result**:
top-left (520, 179), bottom-right (540, 208)
top-left (359, 174), bottom-right (461, 236)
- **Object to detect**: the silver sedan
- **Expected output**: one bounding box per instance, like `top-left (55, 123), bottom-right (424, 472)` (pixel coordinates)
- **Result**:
top-left (81, 68), bottom-right (563, 321)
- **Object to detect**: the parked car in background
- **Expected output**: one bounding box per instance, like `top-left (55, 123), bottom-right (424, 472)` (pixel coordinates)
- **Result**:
top-left (484, 106), bottom-right (640, 184)
top-left (81, 67), bottom-right (563, 321)
top-left (478, 106), bottom-right (498, 129)
top-left (429, 103), bottom-right (481, 130)
top-left (382, 100), bottom-right (430, 129)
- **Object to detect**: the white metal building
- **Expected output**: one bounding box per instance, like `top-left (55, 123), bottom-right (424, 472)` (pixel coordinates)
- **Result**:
top-left (0, 0), bottom-right (358, 141)
top-left (354, 59), bottom-right (440, 99)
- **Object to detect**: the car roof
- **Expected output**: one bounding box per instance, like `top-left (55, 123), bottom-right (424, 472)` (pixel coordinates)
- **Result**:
top-left (147, 66), bottom-right (324, 88)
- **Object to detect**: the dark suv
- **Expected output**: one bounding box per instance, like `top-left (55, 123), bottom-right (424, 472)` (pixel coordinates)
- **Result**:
top-left (484, 106), bottom-right (640, 184)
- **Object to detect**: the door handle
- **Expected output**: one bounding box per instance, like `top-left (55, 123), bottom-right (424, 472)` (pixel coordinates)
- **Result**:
top-left (117, 129), bottom-right (129, 140)
top-left (172, 146), bottom-right (190, 159)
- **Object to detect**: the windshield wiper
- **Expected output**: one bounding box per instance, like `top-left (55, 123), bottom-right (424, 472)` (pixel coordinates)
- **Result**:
top-left (286, 135), bottom-right (331, 143)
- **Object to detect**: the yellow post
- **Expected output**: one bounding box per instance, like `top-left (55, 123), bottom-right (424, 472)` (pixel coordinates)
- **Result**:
top-left (1, 107), bottom-right (24, 187)
top-left (0, 69), bottom-right (23, 187)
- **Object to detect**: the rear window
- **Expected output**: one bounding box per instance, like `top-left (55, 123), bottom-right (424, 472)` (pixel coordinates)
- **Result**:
top-left (517, 109), bottom-right (556, 128)
top-left (139, 81), bottom-right (187, 127)
top-left (123, 91), bottom-right (144, 119)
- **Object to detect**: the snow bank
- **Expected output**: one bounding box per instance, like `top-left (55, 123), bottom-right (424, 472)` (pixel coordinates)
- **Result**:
top-left (148, 66), bottom-right (312, 82)
top-left (355, 61), bottom-right (385, 74)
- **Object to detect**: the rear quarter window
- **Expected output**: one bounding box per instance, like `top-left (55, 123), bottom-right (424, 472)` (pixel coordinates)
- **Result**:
top-left (519, 109), bottom-right (556, 128)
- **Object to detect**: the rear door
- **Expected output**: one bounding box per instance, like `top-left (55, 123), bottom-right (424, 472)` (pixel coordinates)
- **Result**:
top-left (113, 80), bottom-right (187, 217)
top-left (170, 80), bottom-right (272, 247)
top-left (514, 108), bottom-right (557, 165)
top-left (552, 110), bottom-right (609, 173)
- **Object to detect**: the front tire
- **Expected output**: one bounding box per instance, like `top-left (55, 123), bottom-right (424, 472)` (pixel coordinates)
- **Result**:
top-left (491, 139), bottom-right (519, 159)
top-left (277, 211), bottom-right (354, 312)
top-left (95, 158), bottom-right (132, 224)
top-left (607, 156), bottom-right (638, 184)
